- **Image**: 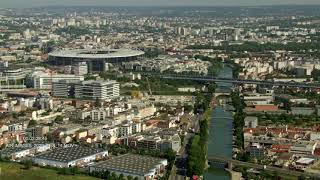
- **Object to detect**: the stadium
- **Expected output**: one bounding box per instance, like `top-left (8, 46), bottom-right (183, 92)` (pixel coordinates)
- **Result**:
top-left (48, 49), bottom-right (145, 72)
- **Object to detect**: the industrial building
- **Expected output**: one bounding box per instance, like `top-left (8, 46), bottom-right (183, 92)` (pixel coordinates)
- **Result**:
top-left (89, 154), bottom-right (167, 180)
top-left (33, 145), bottom-right (108, 168)
top-left (0, 144), bottom-right (51, 160)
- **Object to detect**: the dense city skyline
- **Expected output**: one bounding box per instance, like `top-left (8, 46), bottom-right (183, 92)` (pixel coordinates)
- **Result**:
top-left (1, 2), bottom-right (320, 180)
top-left (1, 0), bottom-right (320, 8)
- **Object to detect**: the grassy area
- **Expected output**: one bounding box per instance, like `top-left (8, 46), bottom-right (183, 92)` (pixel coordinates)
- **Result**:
top-left (0, 162), bottom-right (98, 180)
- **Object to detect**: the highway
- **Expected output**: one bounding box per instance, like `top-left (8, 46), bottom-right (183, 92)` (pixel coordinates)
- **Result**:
top-left (137, 72), bottom-right (320, 89)
top-left (161, 75), bottom-right (320, 88)
top-left (208, 156), bottom-right (320, 179)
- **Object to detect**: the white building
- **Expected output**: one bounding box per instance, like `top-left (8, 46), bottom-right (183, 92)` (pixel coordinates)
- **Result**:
top-left (30, 71), bottom-right (84, 89)
top-left (90, 108), bottom-right (112, 121)
top-left (244, 116), bottom-right (258, 128)
top-left (75, 80), bottom-right (120, 100)
top-left (118, 123), bottom-right (133, 137)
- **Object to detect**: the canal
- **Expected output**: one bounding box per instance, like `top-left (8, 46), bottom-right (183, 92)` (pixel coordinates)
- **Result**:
top-left (204, 66), bottom-right (233, 180)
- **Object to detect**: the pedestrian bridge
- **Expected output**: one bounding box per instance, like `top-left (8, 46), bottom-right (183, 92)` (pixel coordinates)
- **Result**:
top-left (212, 116), bottom-right (233, 120)
top-left (213, 92), bottom-right (231, 98)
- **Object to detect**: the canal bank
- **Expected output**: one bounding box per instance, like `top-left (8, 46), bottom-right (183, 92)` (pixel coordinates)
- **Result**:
top-left (204, 66), bottom-right (234, 180)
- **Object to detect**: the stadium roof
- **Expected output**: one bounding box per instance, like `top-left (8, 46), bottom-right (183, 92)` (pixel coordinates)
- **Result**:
top-left (49, 49), bottom-right (145, 59)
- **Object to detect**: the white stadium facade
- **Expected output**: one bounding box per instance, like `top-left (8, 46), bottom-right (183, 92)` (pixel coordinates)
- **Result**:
top-left (48, 49), bottom-right (145, 72)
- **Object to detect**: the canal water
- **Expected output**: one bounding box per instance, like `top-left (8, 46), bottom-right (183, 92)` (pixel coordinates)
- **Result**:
top-left (204, 66), bottom-right (233, 180)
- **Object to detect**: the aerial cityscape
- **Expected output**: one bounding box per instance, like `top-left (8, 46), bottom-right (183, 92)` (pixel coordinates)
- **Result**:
top-left (1, 1), bottom-right (320, 180)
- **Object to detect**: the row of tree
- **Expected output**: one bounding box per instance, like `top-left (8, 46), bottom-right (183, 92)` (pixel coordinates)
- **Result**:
top-left (187, 92), bottom-right (211, 176)
top-left (187, 135), bottom-right (206, 176)
top-left (90, 170), bottom-right (139, 180)
top-left (231, 91), bottom-right (246, 154)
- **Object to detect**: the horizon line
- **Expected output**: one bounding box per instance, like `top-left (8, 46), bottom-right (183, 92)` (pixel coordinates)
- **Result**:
top-left (2, 4), bottom-right (320, 9)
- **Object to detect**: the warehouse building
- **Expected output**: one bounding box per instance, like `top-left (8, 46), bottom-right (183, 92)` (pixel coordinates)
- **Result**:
top-left (33, 145), bottom-right (108, 168)
top-left (89, 154), bottom-right (167, 180)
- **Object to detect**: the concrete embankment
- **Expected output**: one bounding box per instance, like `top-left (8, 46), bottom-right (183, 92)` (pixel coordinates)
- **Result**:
top-left (226, 169), bottom-right (242, 180)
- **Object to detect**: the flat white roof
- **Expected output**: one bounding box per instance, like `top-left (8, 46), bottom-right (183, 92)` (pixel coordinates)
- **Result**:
top-left (296, 157), bottom-right (315, 164)
top-left (49, 49), bottom-right (145, 59)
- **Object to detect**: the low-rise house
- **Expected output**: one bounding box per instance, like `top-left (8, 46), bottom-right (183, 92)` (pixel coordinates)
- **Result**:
top-left (0, 124), bottom-right (8, 134)
top-left (244, 116), bottom-right (258, 128)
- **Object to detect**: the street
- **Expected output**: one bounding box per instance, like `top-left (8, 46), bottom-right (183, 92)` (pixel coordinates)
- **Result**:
top-left (170, 115), bottom-right (200, 180)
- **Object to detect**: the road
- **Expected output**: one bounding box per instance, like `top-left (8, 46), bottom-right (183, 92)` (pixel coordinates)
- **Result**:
top-left (170, 115), bottom-right (200, 180)
top-left (102, 71), bottom-right (320, 89)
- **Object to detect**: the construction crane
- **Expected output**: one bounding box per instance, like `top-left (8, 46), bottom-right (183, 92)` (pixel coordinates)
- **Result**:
top-left (49, 69), bottom-right (53, 95)
top-left (146, 77), bottom-right (152, 95)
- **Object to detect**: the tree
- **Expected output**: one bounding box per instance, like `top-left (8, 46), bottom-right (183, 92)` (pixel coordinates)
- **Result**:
top-left (208, 83), bottom-right (217, 93)
top-left (110, 172), bottom-right (118, 180)
top-left (22, 160), bottom-right (33, 170)
top-left (58, 167), bottom-right (76, 175)
top-left (12, 112), bottom-right (18, 119)
top-left (102, 170), bottom-right (110, 179)
top-left (163, 149), bottom-right (176, 162)
top-left (55, 115), bottom-right (64, 123)
top-left (70, 167), bottom-right (80, 175)
top-left (119, 173), bottom-right (125, 180)
top-left (18, 111), bottom-right (26, 117)
top-left (28, 120), bottom-right (37, 128)
top-left (46, 132), bottom-right (54, 142)
top-left (183, 104), bottom-right (193, 113)
top-left (187, 135), bottom-right (205, 176)
top-left (95, 97), bottom-right (102, 107)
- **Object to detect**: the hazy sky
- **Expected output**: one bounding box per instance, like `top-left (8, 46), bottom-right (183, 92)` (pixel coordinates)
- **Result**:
top-left (1, 0), bottom-right (320, 8)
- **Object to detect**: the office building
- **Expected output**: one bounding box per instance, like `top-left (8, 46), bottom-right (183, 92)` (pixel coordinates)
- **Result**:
top-left (30, 71), bottom-right (84, 89)
top-left (75, 80), bottom-right (120, 100)
top-left (52, 79), bottom-right (79, 98)
top-left (53, 80), bottom-right (119, 100)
